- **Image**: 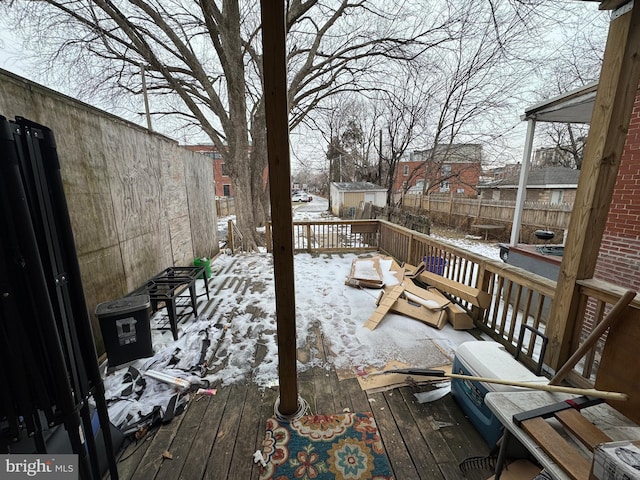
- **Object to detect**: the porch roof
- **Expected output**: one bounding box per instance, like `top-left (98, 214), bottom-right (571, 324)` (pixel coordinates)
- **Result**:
top-left (522, 82), bottom-right (598, 124)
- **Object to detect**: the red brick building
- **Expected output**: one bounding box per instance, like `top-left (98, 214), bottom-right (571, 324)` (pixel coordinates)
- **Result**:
top-left (184, 144), bottom-right (264, 198)
top-left (184, 144), bottom-right (230, 197)
top-left (393, 144), bottom-right (482, 197)
top-left (595, 82), bottom-right (640, 291)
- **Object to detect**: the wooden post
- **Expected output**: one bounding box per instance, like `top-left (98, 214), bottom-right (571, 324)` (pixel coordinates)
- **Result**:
top-left (546, 6), bottom-right (640, 369)
top-left (260, 2), bottom-right (299, 416)
top-left (265, 222), bottom-right (272, 253)
top-left (227, 219), bottom-right (234, 253)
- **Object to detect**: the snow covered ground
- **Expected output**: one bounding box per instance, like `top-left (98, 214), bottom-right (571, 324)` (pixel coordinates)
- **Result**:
top-left (103, 197), bottom-right (499, 433)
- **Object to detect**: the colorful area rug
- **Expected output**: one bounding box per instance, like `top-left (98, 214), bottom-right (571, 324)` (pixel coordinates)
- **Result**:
top-left (259, 412), bottom-right (394, 480)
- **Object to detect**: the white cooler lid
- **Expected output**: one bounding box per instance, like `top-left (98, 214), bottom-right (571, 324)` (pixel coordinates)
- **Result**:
top-left (455, 341), bottom-right (548, 391)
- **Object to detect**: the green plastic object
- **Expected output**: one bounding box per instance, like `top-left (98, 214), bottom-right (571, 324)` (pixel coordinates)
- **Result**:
top-left (194, 257), bottom-right (211, 279)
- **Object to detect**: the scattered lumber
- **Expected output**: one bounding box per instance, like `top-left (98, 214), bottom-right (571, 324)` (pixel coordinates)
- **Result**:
top-left (354, 255), bottom-right (486, 330)
top-left (416, 270), bottom-right (491, 309)
top-left (363, 285), bottom-right (404, 330)
top-left (389, 297), bottom-right (447, 329)
top-left (345, 256), bottom-right (384, 288)
top-left (446, 302), bottom-right (474, 330)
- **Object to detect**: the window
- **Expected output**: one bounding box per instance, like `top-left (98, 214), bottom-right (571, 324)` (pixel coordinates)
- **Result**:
top-left (403, 165), bottom-right (409, 176)
top-left (221, 163), bottom-right (229, 176)
top-left (213, 152), bottom-right (222, 159)
top-left (223, 184), bottom-right (231, 197)
top-left (550, 190), bottom-right (563, 204)
top-left (440, 180), bottom-right (450, 193)
top-left (441, 164), bottom-right (452, 176)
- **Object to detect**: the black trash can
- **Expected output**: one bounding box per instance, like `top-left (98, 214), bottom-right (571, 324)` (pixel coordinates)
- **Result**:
top-left (96, 295), bottom-right (153, 370)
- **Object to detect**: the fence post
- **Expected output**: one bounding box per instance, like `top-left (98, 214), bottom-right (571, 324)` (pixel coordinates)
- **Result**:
top-left (306, 224), bottom-right (312, 253)
top-left (228, 219), bottom-right (235, 253)
top-left (407, 232), bottom-right (414, 264)
top-left (266, 221), bottom-right (272, 253)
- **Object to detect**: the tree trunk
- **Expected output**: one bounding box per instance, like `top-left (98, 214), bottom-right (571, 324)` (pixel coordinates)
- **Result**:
top-left (250, 101), bottom-right (270, 227)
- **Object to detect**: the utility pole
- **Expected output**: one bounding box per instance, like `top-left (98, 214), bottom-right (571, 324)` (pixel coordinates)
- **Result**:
top-left (140, 64), bottom-right (153, 132)
top-left (378, 129), bottom-right (382, 184)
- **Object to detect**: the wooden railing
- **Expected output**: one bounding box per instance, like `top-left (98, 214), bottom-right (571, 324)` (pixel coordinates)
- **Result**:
top-left (227, 219), bottom-right (245, 253)
top-left (286, 220), bottom-right (379, 253)
top-left (265, 218), bottom-right (638, 386)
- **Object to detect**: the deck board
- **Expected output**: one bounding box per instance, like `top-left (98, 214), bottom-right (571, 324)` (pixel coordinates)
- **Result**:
top-left (368, 391), bottom-right (420, 479)
top-left (177, 387), bottom-right (230, 479)
top-left (227, 384), bottom-right (265, 480)
top-left (130, 408), bottom-right (186, 480)
top-left (203, 385), bottom-right (248, 479)
top-left (384, 387), bottom-right (443, 479)
top-left (154, 394), bottom-right (211, 480)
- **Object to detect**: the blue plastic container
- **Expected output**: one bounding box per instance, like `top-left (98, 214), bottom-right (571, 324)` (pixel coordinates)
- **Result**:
top-left (423, 256), bottom-right (446, 275)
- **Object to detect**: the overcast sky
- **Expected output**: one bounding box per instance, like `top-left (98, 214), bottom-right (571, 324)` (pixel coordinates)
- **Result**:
top-left (0, 3), bottom-right (610, 172)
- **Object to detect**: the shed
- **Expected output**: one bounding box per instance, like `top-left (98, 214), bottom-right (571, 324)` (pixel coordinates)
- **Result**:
top-left (329, 182), bottom-right (387, 216)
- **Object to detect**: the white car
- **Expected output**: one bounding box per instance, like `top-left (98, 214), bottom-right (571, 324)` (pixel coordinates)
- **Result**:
top-left (291, 192), bottom-right (311, 202)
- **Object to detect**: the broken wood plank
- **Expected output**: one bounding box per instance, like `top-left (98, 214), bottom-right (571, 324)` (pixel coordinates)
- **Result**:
top-left (520, 417), bottom-right (591, 480)
top-left (554, 409), bottom-right (612, 452)
top-left (403, 262), bottom-right (425, 279)
top-left (402, 282), bottom-right (449, 310)
top-left (390, 297), bottom-right (447, 329)
top-left (347, 256), bottom-right (385, 288)
top-left (446, 302), bottom-right (474, 330)
top-left (364, 285), bottom-right (404, 330)
top-left (416, 271), bottom-right (491, 308)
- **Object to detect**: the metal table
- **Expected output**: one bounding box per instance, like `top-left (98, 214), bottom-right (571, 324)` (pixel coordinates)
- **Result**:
top-left (128, 266), bottom-right (210, 340)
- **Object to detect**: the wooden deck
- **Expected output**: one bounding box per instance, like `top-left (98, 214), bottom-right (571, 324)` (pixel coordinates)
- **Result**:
top-left (110, 256), bottom-right (496, 480)
top-left (114, 368), bottom-right (492, 480)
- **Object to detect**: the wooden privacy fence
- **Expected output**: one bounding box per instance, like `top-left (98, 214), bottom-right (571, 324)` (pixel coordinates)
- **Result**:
top-left (264, 218), bottom-right (638, 387)
top-left (400, 193), bottom-right (573, 241)
top-left (216, 197), bottom-right (235, 217)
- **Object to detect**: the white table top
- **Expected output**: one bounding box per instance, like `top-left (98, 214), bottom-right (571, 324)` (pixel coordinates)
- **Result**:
top-left (485, 391), bottom-right (640, 480)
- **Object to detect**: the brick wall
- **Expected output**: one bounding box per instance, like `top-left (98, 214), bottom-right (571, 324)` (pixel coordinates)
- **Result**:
top-left (595, 83), bottom-right (640, 291)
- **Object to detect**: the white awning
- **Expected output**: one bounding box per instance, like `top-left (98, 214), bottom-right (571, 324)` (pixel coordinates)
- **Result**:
top-left (522, 82), bottom-right (598, 124)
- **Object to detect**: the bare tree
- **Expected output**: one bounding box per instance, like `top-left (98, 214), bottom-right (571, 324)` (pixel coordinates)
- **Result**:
top-left (534, 17), bottom-right (606, 170)
top-left (2, 0), bottom-right (455, 248)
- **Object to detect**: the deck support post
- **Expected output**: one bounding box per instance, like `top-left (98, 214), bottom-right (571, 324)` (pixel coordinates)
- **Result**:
top-left (260, 2), bottom-right (300, 416)
top-left (546, 5), bottom-right (640, 369)
top-left (510, 118), bottom-right (536, 246)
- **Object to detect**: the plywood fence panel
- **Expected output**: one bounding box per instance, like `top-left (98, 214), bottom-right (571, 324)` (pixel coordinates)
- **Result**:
top-left (185, 154), bottom-right (217, 259)
top-left (0, 69), bottom-right (219, 353)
